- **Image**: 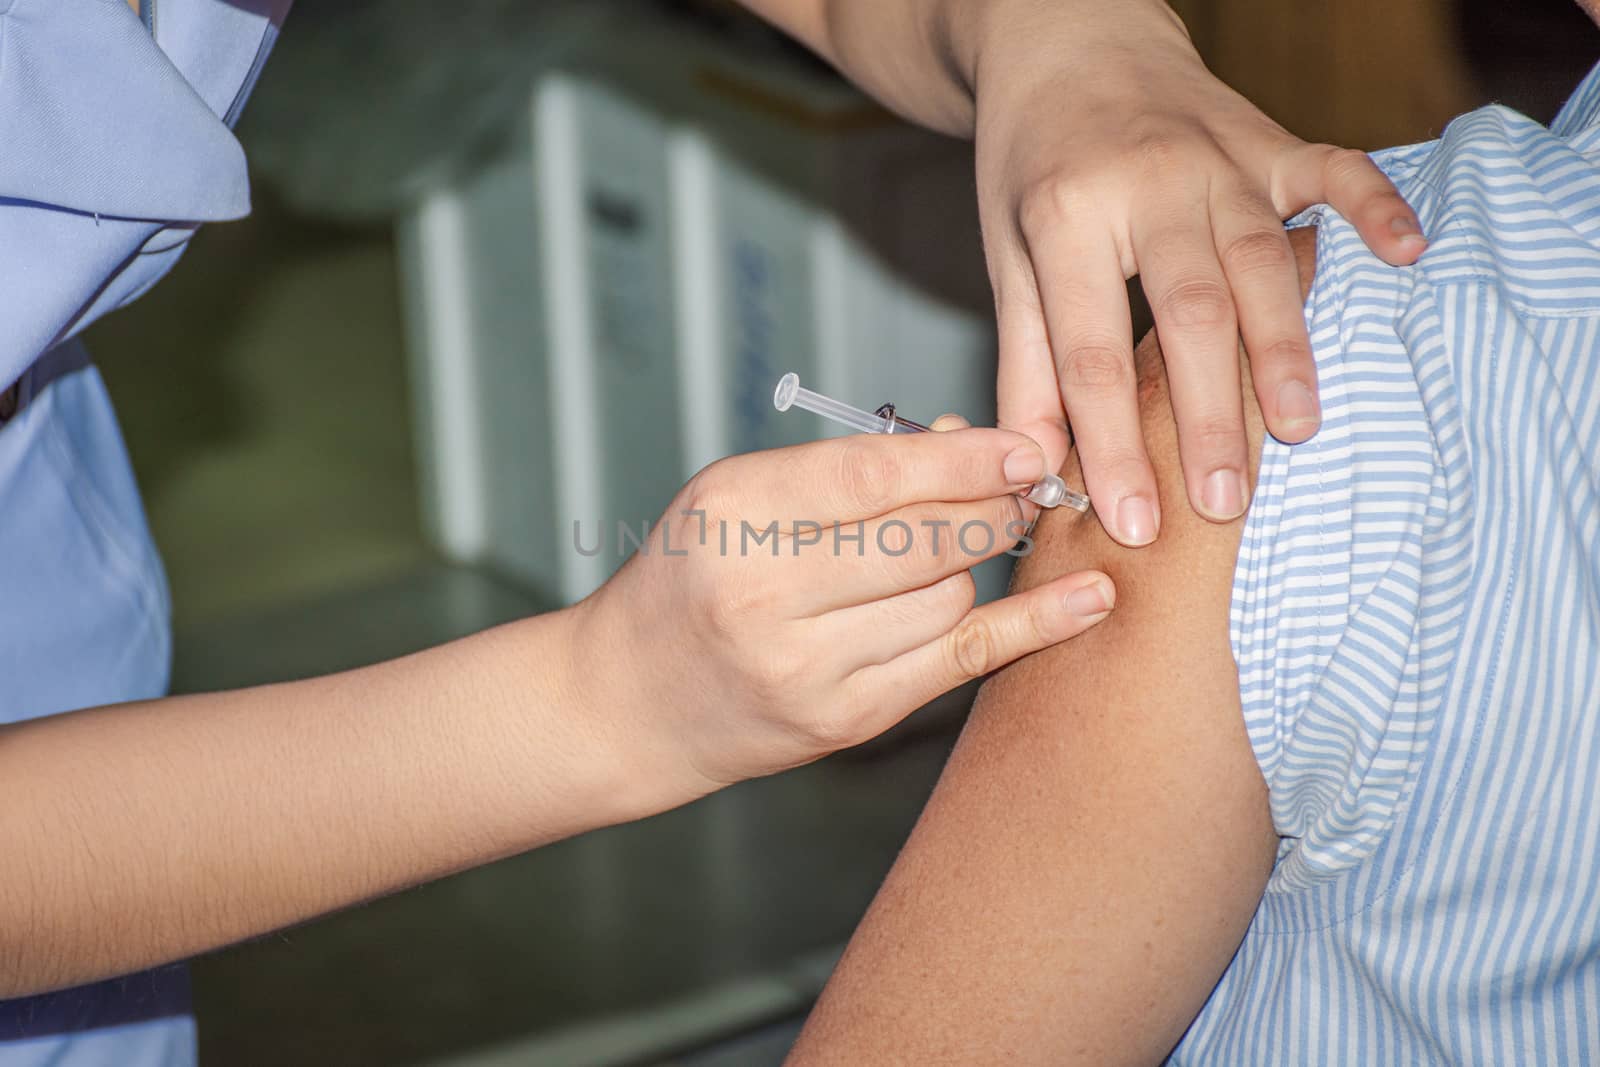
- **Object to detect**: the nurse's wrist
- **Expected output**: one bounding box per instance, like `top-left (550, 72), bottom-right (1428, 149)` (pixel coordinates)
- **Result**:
top-left (540, 599), bottom-right (714, 829)
top-left (460, 606), bottom-right (660, 849)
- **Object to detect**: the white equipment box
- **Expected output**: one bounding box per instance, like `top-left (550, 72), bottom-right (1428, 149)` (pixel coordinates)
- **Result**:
top-left (399, 13), bottom-right (1003, 606)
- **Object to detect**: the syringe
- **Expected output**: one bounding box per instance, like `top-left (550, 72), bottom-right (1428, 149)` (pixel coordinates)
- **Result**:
top-left (773, 373), bottom-right (1090, 513)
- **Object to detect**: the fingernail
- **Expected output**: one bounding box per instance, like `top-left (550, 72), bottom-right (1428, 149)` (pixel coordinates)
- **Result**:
top-left (1114, 496), bottom-right (1159, 547)
top-left (1200, 468), bottom-right (1248, 521)
top-left (1276, 379), bottom-right (1320, 435)
top-left (1066, 579), bottom-right (1114, 618)
top-left (1003, 447), bottom-right (1046, 487)
top-left (1390, 216), bottom-right (1428, 255)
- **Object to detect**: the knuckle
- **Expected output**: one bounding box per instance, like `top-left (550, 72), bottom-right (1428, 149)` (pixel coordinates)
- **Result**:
top-left (1090, 448), bottom-right (1157, 495)
top-left (754, 651), bottom-right (801, 695)
top-left (1221, 180), bottom-right (1278, 219)
top-left (1355, 189), bottom-right (1414, 226)
top-left (916, 517), bottom-right (959, 567)
top-left (1221, 228), bottom-right (1293, 278)
top-left (871, 540), bottom-right (923, 590)
top-left (706, 572), bottom-right (770, 634)
top-left (1157, 277), bottom-right (1234, 332)
top-left (943, 436), bottom-right (998, 498)
top-left (871, 503), bottom-right (921, 548)
top-left (1137, 137), bottom-right (1183, 176)
top-left (1058, 341), bottom-right (1133, 394)
top-left (680, 463), bottom-right (735, 520)
top-left (703, 587), bottom-right (742, 636)
top-left (1129, 120), bottom-right (1189, 174)
top-left (837, 440), bottom-right (902, 515)
top-left (1018, 590), bottom-right (1056, 648)
top-left (948, 613), bottom-right (1000, 680)
top-left (926, 572), bottom-right (978, 626)
top-left (874, 585), bottom-right (925, 630)
top-left (1253, 334), bottom-right (1314, 367)
top-left (945, 572), bottom-right (979, 615)
top-left (799, 709), bottom-right (857, 753)
top-left (1016, 177), bottom-right (1090, 243)
top-left (1183, 412), bottom-right (1247, 459)
top-left (1321, 146), bottom-right (1374, 186)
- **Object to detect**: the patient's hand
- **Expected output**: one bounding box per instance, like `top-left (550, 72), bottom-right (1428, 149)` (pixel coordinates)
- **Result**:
top-left (788, 227), bottom-right (1319, 1067)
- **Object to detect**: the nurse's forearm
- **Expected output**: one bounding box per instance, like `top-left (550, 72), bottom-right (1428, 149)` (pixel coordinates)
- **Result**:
top-left (0, 608), bottom-right (664, 998)
top-left (735, 0), bottom-right (1187, 137)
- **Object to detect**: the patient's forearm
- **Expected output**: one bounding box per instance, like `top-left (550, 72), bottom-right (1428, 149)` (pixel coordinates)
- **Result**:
top-left (0, 610), bottom-right (650, 998)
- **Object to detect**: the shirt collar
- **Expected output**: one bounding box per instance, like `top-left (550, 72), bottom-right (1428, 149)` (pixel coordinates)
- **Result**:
top-left (0, 0), bottom-right (249, 222)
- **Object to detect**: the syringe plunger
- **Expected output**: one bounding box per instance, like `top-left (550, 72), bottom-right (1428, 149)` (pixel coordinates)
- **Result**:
top-left (773, 373), bottom-right (888, 435)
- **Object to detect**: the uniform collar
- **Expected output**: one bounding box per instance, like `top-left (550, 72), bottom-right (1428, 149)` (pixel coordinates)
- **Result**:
top-left (0, 0), bottom-right (249, 222)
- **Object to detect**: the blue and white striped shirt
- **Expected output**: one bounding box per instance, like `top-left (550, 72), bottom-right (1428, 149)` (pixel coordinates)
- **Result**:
top-left (1178, 64), bottom-right (1600, 1064)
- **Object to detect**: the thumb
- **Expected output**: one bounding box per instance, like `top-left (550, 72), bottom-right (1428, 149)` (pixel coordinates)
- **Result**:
top-left (851, 570), bottom-right (1115, 736)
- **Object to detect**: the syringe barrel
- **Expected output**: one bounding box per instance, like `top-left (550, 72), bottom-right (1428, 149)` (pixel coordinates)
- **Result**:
top-left (773, 373), bottom-right (1090, 513)
top-left (774, 373), bottom-right (888, 435)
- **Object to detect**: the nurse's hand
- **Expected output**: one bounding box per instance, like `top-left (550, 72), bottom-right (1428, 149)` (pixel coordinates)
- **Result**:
top-left (0, 425), bottom-right (1111, 997)
top-left (969, 1), bottom-right (1425, 544)
top-left (573, 427), bottom-right (1114, 796)
top-left (739, 0), bottom-right (1426, 545)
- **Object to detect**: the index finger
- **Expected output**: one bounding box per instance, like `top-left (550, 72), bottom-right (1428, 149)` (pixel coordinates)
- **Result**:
top-left (713, 427), bottom-right (1052, 523)
top-left (1022, 218), bottom-right (1158, 547)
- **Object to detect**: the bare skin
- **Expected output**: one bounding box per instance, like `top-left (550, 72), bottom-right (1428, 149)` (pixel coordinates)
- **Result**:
top-left (1, 429), bottom-right (1112, 999)
top-left (743, 0), bottom-right (1421, 543)
top-left (16, 0), bottom-right (1414, 1008)
top-left (788, 227), bottom-right (1321, 1065)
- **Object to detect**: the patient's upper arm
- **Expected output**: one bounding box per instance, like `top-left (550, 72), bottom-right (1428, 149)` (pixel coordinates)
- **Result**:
top-left (789, 229), bottom-right (1321, 1066)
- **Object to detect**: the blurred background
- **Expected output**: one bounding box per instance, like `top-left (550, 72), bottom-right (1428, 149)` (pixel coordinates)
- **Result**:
top-left (84, 0), bottom-right (1597, 1063)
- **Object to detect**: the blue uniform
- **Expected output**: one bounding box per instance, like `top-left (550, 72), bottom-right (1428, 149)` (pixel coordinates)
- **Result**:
top-left (0, 1), bottom-right (288, 1062)
top-left (1178, 64), bottom-right (1600, 1063)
